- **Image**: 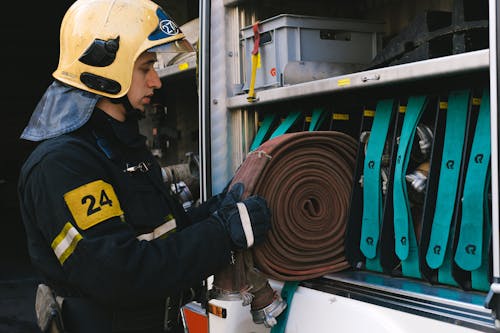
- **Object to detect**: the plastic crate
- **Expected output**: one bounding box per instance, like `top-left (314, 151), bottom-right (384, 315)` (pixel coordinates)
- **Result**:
top-left (240, 14), bottom-right (385, 91)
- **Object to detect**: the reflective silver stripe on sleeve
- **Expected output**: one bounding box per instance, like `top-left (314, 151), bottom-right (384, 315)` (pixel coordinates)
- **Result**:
top-left (137, 219), bottom-right (177, 241)
top-left (236, 202), bottom-right (254, 248)
top-left (51, 222), bottom-right (83, 265)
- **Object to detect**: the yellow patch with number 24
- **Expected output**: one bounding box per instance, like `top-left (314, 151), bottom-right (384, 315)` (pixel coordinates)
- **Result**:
top-left (64, 180), bottom-right (124, 230)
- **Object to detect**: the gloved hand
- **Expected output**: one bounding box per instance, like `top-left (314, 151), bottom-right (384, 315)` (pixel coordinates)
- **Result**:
top-left (186, 193), bottom-right (224, 223)
top-left (186, 180), bottom-right (233, 223)
top-left (213, 182), bottom-right (272, 250)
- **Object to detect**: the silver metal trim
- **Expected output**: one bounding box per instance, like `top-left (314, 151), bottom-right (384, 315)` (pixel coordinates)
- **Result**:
top-left (223, 0), bottom-right (244, 6)
top-left (227, 49), bottom-right (490, 109)
top-left (306, 271), bottom-right (496, 332)
top-left (209, 0), bottom-right (233, 195)
top-left (488, 0), bottom-right (499, 280)
top-left (199, 0), bottom-right (211, 201)
top-left (157, 59), bottom-right (196, 79)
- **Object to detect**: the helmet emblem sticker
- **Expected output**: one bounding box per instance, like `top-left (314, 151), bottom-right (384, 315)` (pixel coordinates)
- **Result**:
top-left (160, 20), bottom-right (179, 36)
top-left (149, 8), bottom-right (181, 40)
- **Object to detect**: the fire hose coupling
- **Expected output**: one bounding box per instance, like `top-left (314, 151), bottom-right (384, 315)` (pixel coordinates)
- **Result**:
top-left (161, 152), bottom-right (201, 210)
top-left (405, 162), bottom-right (429, 193)
top-left (405, 161), bottom-right (430, 193)
top-left (359, 167), bottom-right (389, 195)
top-left (360, 131), bottom-right (391, 166)
top-left (359, 123), bottom-right (433, 196)
top-left (396, 123), bottom-right (433, 163)
top-left (212, 250), bottom-right (286, 327)
top-left (416, 123), bottom-right (433, 157)
top-left (405, 171), bottom-right (427, 193)
top-left (250, 293), bottom-right (287, 328)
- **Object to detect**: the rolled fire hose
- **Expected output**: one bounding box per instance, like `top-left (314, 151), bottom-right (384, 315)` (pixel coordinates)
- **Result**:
top-left (213, 131), bottom-right (357, 326)
top-left (245, 130), bottom-right (357, 280)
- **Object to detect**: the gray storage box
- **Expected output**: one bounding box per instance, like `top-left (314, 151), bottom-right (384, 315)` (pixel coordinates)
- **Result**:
top-left (240, 14), bottom-right (385, 91)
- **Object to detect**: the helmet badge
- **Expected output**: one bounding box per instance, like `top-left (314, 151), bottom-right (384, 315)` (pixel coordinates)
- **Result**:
top-left (159, 20), bottom-right (179, 36)
top-left (149, 8), bottom-right (181, 40)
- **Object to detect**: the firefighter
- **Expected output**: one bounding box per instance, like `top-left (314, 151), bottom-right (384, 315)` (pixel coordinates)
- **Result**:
top-left (17, 0), bottom-right (271, 332)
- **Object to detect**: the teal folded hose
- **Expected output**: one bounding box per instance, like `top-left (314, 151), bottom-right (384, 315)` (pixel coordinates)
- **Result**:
top-left (270, 281), bottom-right (300, 333)
top-left (454, 89), bottom-right (491, 291)
top-left (471, 202), bottom-right (491, 291)
top-left (250, 113), bottom-right (277, 151)
top-left (269, 111), bottom-right (301, 140)
top-left (455, 89), bottom-right (490, 271)
top-left (251, 111), bottom-right (302, 151)
top-left (426, 90), bottom-right (469, 286)
top-left (393, 96), bottom-right (427, 278)
top-left (360, 99), bottom-right (394, 263)
top-left (308, 108), bottom-right (327, 131)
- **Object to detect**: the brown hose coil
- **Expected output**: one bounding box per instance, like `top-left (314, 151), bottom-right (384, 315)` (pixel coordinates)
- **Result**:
top-left (231, 131), bottom-right (358, 281)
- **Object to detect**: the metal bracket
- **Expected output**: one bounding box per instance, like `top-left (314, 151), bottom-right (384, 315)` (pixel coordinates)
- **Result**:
top-left (484, 278), bottom-right (500, 329)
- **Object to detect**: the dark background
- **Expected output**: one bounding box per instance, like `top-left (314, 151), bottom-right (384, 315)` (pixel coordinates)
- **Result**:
top-left (1, 3), bottom-right (74, 332)
top-left (0, 1), bottom-right (197, 332)
top-left (1, 1), bottom-right (74, 275)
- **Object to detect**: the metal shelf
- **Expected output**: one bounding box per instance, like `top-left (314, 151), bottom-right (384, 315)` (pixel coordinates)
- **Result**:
top-left (227, 49), bottom-right (489, 109)
top-left (157, 59), bottom-right (197, 79)
top-left (223, 0), bottom-right (245, 6)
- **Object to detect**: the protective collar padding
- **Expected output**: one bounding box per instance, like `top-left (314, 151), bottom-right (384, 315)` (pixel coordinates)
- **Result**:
top-left (21, 80), bottom-right (99, 141)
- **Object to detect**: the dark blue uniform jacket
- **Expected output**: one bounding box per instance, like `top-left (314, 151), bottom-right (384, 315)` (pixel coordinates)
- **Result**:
top-left (18, 108), bottom-right (232, 330)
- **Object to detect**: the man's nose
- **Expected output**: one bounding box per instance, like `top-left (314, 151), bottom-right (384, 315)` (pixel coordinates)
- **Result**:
top-left (149, 70), bottom-right (162, 89)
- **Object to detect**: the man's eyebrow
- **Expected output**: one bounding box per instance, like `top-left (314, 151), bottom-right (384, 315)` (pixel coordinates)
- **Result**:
top-left (139, 58), bottom-right (157, 66)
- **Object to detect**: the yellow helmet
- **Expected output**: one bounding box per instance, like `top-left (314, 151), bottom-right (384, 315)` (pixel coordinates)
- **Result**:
top-left (53, 0), bottom-right (193, 98)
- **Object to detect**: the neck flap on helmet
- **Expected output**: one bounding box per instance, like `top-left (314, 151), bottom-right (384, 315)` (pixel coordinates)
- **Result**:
top-left (20, 80), bottom-right (100, 142)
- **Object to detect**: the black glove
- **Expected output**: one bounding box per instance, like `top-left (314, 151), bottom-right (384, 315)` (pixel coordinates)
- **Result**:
top-left (186, 194), bottom-right (223, 223)
top-left (213, 183), bottom-right (272, 250)
top-left (186, 180), bottom-right (233, 223)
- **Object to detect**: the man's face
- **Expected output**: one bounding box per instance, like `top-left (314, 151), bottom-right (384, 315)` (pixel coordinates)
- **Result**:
top-left (127, 52), bottom-right (162, 112)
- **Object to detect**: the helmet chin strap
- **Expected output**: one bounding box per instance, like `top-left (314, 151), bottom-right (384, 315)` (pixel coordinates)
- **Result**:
top-left (111, 96), bottom-right (145, 120)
